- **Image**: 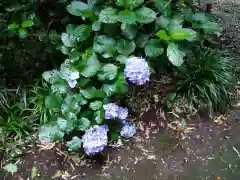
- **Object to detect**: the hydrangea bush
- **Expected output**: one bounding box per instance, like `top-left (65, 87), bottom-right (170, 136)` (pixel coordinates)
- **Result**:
top-left (38, 0), bottom-right (221, 155)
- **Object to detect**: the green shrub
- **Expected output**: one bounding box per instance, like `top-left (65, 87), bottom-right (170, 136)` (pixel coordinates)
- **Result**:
top-left (35, 0), bottom-right (224, 155)
top-left (175, 49), bottom-right (233, 111)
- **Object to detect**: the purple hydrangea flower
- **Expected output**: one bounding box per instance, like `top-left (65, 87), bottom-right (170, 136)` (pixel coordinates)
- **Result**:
top-left (118, 107), bottom-right (128, 120)
top-left (82, 125), bottom-right (109, 155)
top-left (120, 123), bottom-right (136, 138)
top-left (103, 103), bottom-right (119, 119)
top-left (124, 57), bottom-right (150, 85)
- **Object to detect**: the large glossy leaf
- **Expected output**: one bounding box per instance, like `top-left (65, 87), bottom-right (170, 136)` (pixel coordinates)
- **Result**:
top-left (121, 23), bottom-right (137, 40)
top-left (117, 10), bottom-right (136, 24)
top-left (94, 110), bottom-right (104, 124)
top-left (156, 30), bottom-right (171, 41)
top-left (57, 117), bottom-right (74, 133)
top-left (169, 28), bottom-right (196, 40)
top-left (38, 124), bottom-right (64, 142)
top-left (144, 39), bottom-right (164, 57)
top-left (66, 136), bottom-right (82, 151)
top-left (99, 7), bottom-right (118, 24)
top-left (61, 95), bottom-right (81, 114)
top-left (93, 35), bottom-right (116, 58)
top-left (92, 20), bottom-right (101, 31)
top-left (61, 33), bottom-right (76, 47)
top-left (66, 1), bottom-right (93, 18)
top-left (89, 100), bottom-right (103, 111)
top-left (42, 70), bottom-right (60, 84)
top-left (78, 117), bottom-right (91, 131)
top-left (117, 39), bottom-right (135, 56)
top-left (80, 87), bottom-right (105, 99)
top-left (74, 25), bottom-right (92, 41)
top-left (102, 83), bottom-right (116, 96)
top-left (45, 94), bottom-right (62, 111)
top-left (21, 20), bottom-right (34, 28)
top-left (167, 43), bottom-right (185, 67)
top-left (116, 0), bottom-right (144, 8)
top-left (80, 54), bottom-right (101, 77)
top-left (135, 7), bottom-right (157, 24)
top-left (98, 63), bottom-right (118, 81)
top-left (135, 33), bottom-right (149, 48)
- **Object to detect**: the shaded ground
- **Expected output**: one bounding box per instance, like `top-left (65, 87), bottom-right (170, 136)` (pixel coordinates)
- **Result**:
top-left (2, 0), bottom-right (240, 179)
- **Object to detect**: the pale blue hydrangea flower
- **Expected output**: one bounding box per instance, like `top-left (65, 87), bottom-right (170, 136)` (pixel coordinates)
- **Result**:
top-left (103, 103), bottom-right (119, 119)
top-left (124, 57), bottom-right (150, 85)
top-left (120, 123), bottom-right (136, 138)
top-left (118, 107), bottom-right (128, 120)
top-left (67, 71), bottom-right (79, 88)
top-left (82, 125), bottom-right (109, 155)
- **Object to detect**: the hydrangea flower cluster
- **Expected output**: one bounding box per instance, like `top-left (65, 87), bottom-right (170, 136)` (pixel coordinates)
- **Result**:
top-left (120, 123), bottom-right (136, 138)
top-left (82, 125), bottom-right (109, 155)
top-left (59, 66), bottom-right (80, 88)
top-left (124, 57), bottom-right (150, 85)
top-left (103, 103), bottom-right (128, 121)
top-left (67, 71), bottom-right (79, 88)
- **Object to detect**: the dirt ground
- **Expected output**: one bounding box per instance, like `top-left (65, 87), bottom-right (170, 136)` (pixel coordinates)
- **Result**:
top-left (2, 0), bottom-right (240, 179)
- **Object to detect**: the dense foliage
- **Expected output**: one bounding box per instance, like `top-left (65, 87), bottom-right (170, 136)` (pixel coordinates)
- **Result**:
top-left (34, 0), bottom-right (225, 155)
top-left (0, 0), bottom-right (233, 158)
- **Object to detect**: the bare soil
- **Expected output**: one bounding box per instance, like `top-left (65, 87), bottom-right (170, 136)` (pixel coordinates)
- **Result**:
top-left (2, 0), bottom-right (240, 179)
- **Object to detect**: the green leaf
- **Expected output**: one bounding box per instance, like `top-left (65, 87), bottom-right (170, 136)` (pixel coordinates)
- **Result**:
top-left (116, 0), bottom-right (144, 8)
top-left (192, 22), bottom-right (222, 33)
top-left (38, 124), bottom-right (64, 142)
top-left (3, 163), bottom-right (18, 173)
top-left (116, 73), bottom-right (128, 94)
top-left (169, 28), bottom-right (196, 40)
top-left (66, 1), bottom-right (93, 18)
top-left (98, 63), bottom-right (118, 81)
top-left (135, 7), bottom-right (157, 24)
top-left (66, 24), bottom-right (76, 34)
top-left (61, 33), bottom-right (76, 47)
top-left (117, 39), bottom-right (136, 56)
top-left (78, 117), bottom-right (91, 131)
top-left (155, 16), bottom-right (170, 29)
top-left (116, 55), bottom-right (127, 64)
top-left (135, 33), bottom-right (149, 48)
top-left (92, 20), bottom-right (101, 31)
top-left (42, 70), bottom-right (60, 84)
top-left (166, 100), bottom-right (172, 109)
top-left (80, 87), bottom-right (105, 99)
top-left (102, 84), bottom-right (116, 96)
top-left (67, 136), bottom-right (82, 151)
top-left (155, 0), bottom-right (171, 16)
top-left (61, 95), bottom-right (81, 114)
top-left (89, 100), bottom-right (103, 111)
top-left (93, 35), bottom-right (116, 58)
top-left (121, 23), bottom-right (137, 40)
top-left (57, 117), bottom-right (74, 133)
top-left (117, 10), bottom-right (137, 24)
top-left (94, 110), bottom-right (104, 124)
top-left (74, 94), bottom-right (88, 105)
top-left (8, 23), bottom-right (19, 31)
top-left (74, 25), bottom-right (92, 41)
top-left (167, 43), bottom-right (185, 67)
top-left (45, 94), bottom-right (62, 110)
top-left (156, 30), bottom-right (171, 41)
top-left (144, 39), bottom-right (164, 57)
top-left (80, 54), bottom-right (101, 77)
top-left (18, 28), bottom-right (28, 38)
top-left (167, 92), bottom-right (177, 101)
top-left (21, 20), bottom-right (34, 28)
top-left (99, 7), bottom-right (118, 24)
